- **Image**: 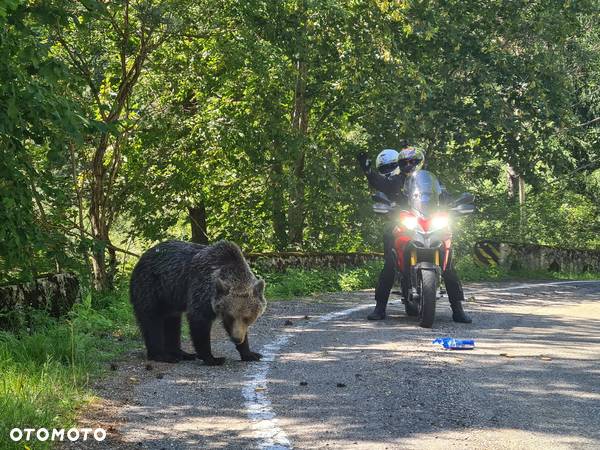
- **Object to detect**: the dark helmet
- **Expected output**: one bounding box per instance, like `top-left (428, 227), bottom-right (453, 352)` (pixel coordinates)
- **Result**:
top-left (397, 146), bottom-right (425, 174)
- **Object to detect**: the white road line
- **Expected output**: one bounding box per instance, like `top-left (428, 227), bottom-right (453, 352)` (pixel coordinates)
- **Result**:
top-left (241, 280), bottom-right (599, 449)
top-left (242, 333), bottom-right (293, 449)
top-left (242, 299), bottom-right (404, 449)
top-left (465, 280), bottom-right (600, 294)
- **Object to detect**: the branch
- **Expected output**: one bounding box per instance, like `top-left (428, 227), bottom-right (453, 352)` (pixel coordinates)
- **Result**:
top-left (61, 218), bottom-right (140, 258)
top-left (548, 161), bottom-right (600, 185)
top-left (119, 0), bottom-right (130, 81)
top-left (576, 117), bottom-right (600, 128)
top-left (54, 34), bottom-right (108, 121)
top-left (68, 143), bottom-right (87, 242)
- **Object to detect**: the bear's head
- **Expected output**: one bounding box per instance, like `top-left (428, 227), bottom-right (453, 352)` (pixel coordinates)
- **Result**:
top-left (213, 277), bottom-right (267, 345)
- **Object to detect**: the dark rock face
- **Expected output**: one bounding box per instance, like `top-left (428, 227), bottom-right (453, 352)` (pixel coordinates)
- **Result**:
top-left (0, 273), bottom-right (80, 329)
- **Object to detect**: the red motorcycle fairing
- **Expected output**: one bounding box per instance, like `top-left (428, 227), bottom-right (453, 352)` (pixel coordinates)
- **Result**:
top-left (393, 232), bottom-right (412, 271)
top-left (418, 216), bottom-right (430, 232)
top-left (392, 213), bottom-right (452, 273)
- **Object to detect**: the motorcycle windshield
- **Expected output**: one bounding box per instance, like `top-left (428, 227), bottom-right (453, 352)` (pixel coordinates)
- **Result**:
top-left (404, 170), bottom-right (442, 215)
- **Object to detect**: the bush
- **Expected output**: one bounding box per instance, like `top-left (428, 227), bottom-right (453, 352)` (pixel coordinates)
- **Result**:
top-left (260, 261), bottom-right (383, 299)
top-left (0, 284), bottom-right (137, 450)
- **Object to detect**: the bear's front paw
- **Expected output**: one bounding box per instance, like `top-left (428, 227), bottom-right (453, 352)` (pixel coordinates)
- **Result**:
top-left (241, 351), bottom-right (263, 362)
top-left (202, 356), bottom-right (226, 366)
top-left (178, 350), bottom-right (197, 361)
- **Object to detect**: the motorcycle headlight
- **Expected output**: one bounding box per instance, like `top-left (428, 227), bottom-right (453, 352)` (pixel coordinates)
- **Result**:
top-left (430, 215), bottom-right (449, 231)
top-left (400, 215), bottom-right (418, 229)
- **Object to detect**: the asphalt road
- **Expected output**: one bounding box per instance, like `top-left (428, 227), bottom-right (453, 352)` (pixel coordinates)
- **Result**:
top-left (70, 281), bottom-right (600, 450)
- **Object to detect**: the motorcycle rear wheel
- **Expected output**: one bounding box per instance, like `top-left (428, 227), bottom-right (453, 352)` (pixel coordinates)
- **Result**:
top-left (418, 270), bottom-right (437, 328)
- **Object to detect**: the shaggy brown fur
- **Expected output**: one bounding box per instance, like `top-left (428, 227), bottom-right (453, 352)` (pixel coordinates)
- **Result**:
top-left (129, 240), bottom-right (266, 365)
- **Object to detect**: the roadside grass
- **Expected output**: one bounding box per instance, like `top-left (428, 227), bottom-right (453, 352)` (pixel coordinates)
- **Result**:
top-left (257, 261), bottom-right (383, 299)
top-left (0, 284), bottom-right (138, 450)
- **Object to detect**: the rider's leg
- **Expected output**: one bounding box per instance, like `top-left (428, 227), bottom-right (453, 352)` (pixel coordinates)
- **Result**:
top-left (368, 228), bottom-right (395, 320)
top-left (442, 257), bottom-right (472, 323)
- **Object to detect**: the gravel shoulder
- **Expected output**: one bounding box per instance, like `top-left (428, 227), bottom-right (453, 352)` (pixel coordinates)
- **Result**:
top-left (63, 281), bottom-right (600, 449)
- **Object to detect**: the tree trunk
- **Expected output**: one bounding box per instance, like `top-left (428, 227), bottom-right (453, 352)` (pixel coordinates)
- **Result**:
top-left (288, 53), bottom-right (309, 247)
top-left (506, 165), bottom-right (518, 201)
top-left (518, 174), bottom-right (527, 238)
top-left (90, 245), bottom-right (109, 291)
top-left (518, 175), bottom-right (526, 206)
top-left (107, 247), bottom-right (117, 289)
top-left (270, 159), bottom-right (288, 250)
top-left (189, 202), bottom-right (209, 244)
top-left (89, 134), bottom-right (111, 291)
top-left (87, 39), bottom-right (148, 291)
top-left (288, 147), bottom-right (306, 246)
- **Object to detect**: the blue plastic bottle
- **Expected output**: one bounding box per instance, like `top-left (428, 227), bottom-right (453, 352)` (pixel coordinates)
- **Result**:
top-left (432, 337), bottom-right (475, 350)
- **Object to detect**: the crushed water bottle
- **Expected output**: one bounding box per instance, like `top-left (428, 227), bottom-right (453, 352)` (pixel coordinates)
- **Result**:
top-left (432, 337), bottom-right (475, 350)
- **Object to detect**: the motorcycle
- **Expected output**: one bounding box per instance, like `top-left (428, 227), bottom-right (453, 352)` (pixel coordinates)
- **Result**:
top-left (372, 170), bottom-right (475, 328)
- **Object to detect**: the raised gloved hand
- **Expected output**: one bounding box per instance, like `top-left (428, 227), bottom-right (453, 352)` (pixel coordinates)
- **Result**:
top-left (356, 152), bottom-right (371, 173)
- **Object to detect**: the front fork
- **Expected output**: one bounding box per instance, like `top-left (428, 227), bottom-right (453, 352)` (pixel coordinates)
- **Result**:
top-left (398, 248), bottom-right (445, 303)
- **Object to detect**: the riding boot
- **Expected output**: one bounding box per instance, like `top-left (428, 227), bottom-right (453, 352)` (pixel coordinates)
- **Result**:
top-left (443, 262), bottom-right (472, 324)
top-left (450, 300), bottom-right (472, 323)
top-left (367, 300), bottom-right (387, 320)
top-left (369, 263), bottom-right (396, 320)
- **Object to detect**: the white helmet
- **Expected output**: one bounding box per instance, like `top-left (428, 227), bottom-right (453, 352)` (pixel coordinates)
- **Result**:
top-left (375, 149), bottom-right (399, 176)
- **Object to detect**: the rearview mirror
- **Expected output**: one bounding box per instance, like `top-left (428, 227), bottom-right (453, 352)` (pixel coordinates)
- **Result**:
top-left (451, 203), bottom-right (475, 215)
top-left (373, 203), bottom-right (392, 214)
top-left (372, 191), bottom-right (391, 205)
top-left (452, 192), bottom-right (475, 207)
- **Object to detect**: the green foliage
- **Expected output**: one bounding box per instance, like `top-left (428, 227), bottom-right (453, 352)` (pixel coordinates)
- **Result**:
top-left (1, 0), bottom-right (600, 287)
top-left (0, 285), bottom-right (137, 450)
top-left (450, 168), bottom-right (600, 253)
top-left (0, 2), bottom-right (84, 283)
top-left (260, 261), bottom-right (382, 299)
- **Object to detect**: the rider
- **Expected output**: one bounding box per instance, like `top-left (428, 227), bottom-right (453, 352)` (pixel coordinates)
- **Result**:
top-left (357, 145), bottom-right (472, 323)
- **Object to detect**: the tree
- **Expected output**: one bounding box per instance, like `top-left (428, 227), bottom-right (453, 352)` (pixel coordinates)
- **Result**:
top-left (0, 1), bottom-right (83, 283)
top-left (49, 0), bottom-right (189, 289)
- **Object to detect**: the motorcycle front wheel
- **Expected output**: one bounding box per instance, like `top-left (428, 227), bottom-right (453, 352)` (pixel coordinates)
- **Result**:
top-left (401, 274), bottom-right (419, 316)
top-left (418, 270), bottom-right (437, 328)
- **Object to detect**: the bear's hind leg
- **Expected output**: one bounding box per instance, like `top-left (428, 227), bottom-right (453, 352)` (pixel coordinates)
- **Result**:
top-left (164, 315), bottom-right (196, 361)
top-left (188, 317), bottom-right (225, 366)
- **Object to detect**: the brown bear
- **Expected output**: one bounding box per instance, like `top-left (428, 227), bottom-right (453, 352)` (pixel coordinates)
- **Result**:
top-left (129, 240), bottom-right (266, 365)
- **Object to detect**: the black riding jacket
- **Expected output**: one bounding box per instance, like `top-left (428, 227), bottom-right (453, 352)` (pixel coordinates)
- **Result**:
top-left (364, 168), bottom-right (453, 206)
top-left (364, 169), bottom-right (407, 204)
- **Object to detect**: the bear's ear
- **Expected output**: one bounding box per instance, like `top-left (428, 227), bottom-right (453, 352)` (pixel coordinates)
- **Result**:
top-left (216, 277), bottom-right (230, 296)
top-left (253, 278), bottom-right (265, 297)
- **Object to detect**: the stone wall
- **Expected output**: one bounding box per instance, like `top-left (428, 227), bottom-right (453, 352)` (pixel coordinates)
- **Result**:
top-left (497, 243), bottom-right (600, 273)
top-left (246, 252), bottom-right (384, 272)
top-left (248, 245), bottom-right (600, 274)
top-left (0, 273), bottom-right (80, 329)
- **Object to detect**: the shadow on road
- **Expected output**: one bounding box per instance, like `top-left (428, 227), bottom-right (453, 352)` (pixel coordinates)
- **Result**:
top-left (266, 286), bottom-right (600, 448)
